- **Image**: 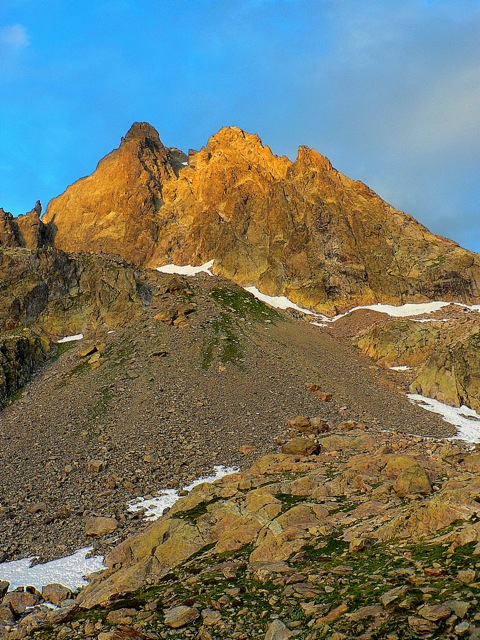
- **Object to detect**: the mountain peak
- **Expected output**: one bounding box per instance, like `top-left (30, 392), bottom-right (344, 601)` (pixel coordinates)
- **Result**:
top-left (41, 124), bottom-right (480, 313)
top-left (122, 121), bottom-right (164, 147)
top-left (207, 126), bottom-right (265, 152)
top-left (295, 145), bottom-right (333, 172)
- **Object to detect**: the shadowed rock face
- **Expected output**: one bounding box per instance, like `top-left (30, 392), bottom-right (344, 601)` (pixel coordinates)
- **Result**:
top-left (0, 330), bottom-right (49, 409)
top-left (0, 208), bottom-right (21, 247)
top-left (0, 247), bottom-right (148, 336)
top-left (43, 123), bottom-right (480, 314)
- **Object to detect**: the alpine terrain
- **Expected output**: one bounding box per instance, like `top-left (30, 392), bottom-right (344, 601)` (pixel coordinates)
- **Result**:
top-left (0, 123), bottom-right (480, 640)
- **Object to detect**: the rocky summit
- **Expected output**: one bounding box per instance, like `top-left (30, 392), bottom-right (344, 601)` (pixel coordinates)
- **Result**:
top-left (42, 123), bottom-right (480, 314)
top-left (1, 122), bottom-right (480, 640)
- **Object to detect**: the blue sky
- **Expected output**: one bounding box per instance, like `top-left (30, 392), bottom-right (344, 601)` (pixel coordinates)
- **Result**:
top-left (1, 0), bottom-right (479, 252)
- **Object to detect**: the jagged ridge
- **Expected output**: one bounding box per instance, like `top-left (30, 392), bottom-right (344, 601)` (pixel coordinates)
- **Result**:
top-left (40, 123), bottom-right (480, 315)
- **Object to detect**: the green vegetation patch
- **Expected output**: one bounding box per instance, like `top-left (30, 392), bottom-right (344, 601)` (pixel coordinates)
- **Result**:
top-left (201, 312), bottom-right (245, 369)
top-left (210, 286), bottom-right (281, 322)
top-left (173, 497), bottom-right (222, 521)
top-left (52, 339), bottom-right (77, 360)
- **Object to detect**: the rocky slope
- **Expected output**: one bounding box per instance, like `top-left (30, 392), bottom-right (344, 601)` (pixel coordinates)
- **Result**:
top-left (0, 268), bottom-right (458, 570)
top-left (4, 426), bottom-right (480, 639)
top-left (42, 123), bottom-right (480, 314)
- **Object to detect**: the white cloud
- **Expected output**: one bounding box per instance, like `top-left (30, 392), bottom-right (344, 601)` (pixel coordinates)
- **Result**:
top-left (0, 24), bottom-right (29, 54)
top-left (299, 0), bottom-right (480, 251)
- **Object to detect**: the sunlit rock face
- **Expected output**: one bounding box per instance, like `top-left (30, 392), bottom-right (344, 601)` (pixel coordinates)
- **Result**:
top-left (0, 202), bottom-right (51, 250)
top-left (43, 122), bottom-right (480, 315)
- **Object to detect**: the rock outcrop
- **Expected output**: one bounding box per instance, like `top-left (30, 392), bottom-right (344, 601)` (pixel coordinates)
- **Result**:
top-left (0, 208), bottom-right (21, 248)
top-left (43, 123), bottom-right (480, 315)
top-left (0, 330), bottom-right (49, 409)
top-left (0, 247), bottom-right (148, 337)
top-left (352, 309), bottom-right (480, 412)
top-left (353, 318), bottom-right (440, 367)
top-left (411, 331), bottom-right (480, 412)
top-left (0, 202), bottom-right (51, 250)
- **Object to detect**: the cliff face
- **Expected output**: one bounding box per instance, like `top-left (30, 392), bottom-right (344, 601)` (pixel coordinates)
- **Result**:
top-left (43, 123), bottom-right (480, 314)
top-left (0, 330), bottom-right (49, 409)
top-left (0, 247), bottom-right (148, 337)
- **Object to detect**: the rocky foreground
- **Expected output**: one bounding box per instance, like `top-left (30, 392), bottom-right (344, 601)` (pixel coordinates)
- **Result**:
top-left (2, 418), bottom-right (480, 639)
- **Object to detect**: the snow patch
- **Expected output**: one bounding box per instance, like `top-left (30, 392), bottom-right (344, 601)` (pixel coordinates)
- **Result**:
top-left (314, 301), bottom-right (452, 324)
top-left (156, 260), bottom-right (214, 276)
top-left (355, 302), bottom-right (450, 317)
top-left (241, 288), bottom-right (466, 325)
top-left (390, 366), bottom-right (411, 371)
top-left (57, 334), bottom-right (83, 343)
top-left (408, 394), bottom-right (480, 443)
top-left (455, 303), bottom-right (480, 312)
top-left (244, 287), bottom-right (313, 315)
top-left (128, 465), bottom-right (238, 521)
top-left (0, 547), bottom-right (105, 592)
top-left (307, 300), bottom-right (480, 326)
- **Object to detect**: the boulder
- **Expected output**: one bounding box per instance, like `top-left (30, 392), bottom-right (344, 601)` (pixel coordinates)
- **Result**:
top-left (85, 516), bottom-right (118, 537)
top-left (2, 590), bottom-right (40, 614)
top-left (41, 583), bottom-right (72, 605)
top-left (408, 616), bottom-right (438, 635)
top-left (265, 619), bottom-right (294, 640)
top-left (417, 604), bottom-right (451, 621)
top-left (384, 456), bottom-right (421, 481)
top-left (393, 465), bottom-right (431, 498)
top-left (286, 415), bottom-right (310, 430)
top-left (281, 438), bottom-right (320, 456)
top-left (164, 605), bottom-right (200, 628)
top-left (86, 459), bottom-right (106, 473)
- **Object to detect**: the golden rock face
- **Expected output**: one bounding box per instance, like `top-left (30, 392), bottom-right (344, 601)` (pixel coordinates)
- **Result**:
top-left (43, 122), bottom-right (480, 314)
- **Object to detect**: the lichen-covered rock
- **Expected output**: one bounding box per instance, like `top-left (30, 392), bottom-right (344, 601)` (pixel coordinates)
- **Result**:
top-left (164, 605), bottom-right (199, 628)
top-left (393, 465), bottom-right (431, 498)
top-left (411, 332), bottom-right (480, 412)
top-left (281, 438), bottom-right (320, 456)
top-left (353, 319), bottom-right (440, 367)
